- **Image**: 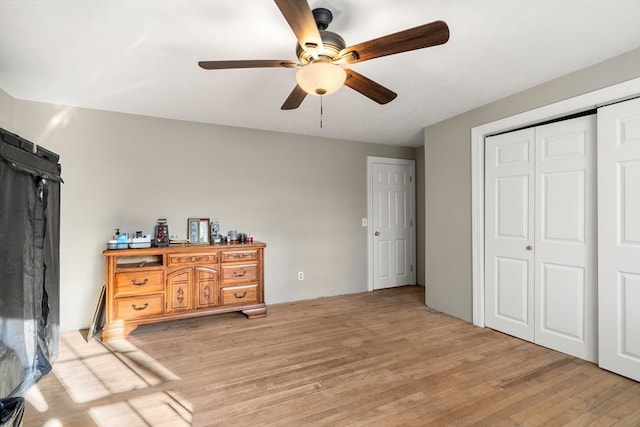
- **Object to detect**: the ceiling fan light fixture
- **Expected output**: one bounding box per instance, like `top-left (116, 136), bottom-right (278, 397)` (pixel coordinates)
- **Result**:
top-left (296, 61), bottom-right (346, 96)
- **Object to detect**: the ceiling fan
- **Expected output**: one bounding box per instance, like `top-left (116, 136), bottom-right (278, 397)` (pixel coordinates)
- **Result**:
top-left (198, 0), bottom-right (450, 110)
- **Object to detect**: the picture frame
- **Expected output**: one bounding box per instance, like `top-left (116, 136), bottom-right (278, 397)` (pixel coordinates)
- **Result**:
top-left (187, 218), bottom-right (210, 244)
top-left (88, 284), bottom-right (106, 342)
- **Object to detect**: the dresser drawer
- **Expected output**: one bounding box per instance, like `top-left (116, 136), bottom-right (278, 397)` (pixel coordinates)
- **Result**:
top-left (114, 270), bottom-right (163, 296)
top-left (115, 294), bottom-right (164, 320)
top-left (221, 250), bottom-right (257, 263)
top-left (221, 264), bottom-right (258, 284)
top-left (167, 252), bottom-right (218, 267)
top-left (221, 284), bottom-right (258, 306)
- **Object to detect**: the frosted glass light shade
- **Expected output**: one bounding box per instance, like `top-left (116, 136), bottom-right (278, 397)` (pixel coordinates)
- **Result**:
top-left (296, 62), bottom-right (346, 96)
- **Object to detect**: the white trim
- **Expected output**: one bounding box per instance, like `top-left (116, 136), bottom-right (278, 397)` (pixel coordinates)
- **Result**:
top-left (367, 156), bottom-right (416, 291)
top-left (471, 77), bottom-right (640, 327)
top-left (423, 137), bottom-right (429, 306)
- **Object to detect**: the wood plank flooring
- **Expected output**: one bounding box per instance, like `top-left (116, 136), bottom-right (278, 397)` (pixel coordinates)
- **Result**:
top-left (24, 286), bottom-right (640, 426)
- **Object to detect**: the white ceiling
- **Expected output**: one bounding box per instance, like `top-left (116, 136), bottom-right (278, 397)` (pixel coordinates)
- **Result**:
top-left (1, 1), bottom-right (639, 147)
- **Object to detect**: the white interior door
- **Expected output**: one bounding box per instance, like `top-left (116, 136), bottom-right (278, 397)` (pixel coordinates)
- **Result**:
top-left (485, 128), bottom-right (535, 342)
top-left (534, 116), bottom-right (597, 362)
top-left (597, 98), bottom-right (640, 381)
top-left (369, 158), bottom-right (414, 290)
top-left (485, 116), bottom-right (597, 362)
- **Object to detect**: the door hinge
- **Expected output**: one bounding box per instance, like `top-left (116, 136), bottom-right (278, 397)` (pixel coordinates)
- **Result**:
top-left (410, 265), bottom-right (413, 272)
top-left (410, 220), bottom-right (413, 227)
top-left (410, 175), bottom-right (413, 183)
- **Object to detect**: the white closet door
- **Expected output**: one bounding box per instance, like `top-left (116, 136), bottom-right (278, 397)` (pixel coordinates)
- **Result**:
top-left (485, 116), bottom-right (596, 362)
top-left (598, 98), bottom-right (640, 381)
top-left (485, 128), bottom-right (535, 342)
top-left (534, 116), bottom-right (597, 362)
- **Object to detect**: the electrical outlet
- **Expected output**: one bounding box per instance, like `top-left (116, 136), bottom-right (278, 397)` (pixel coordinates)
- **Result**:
top-left (298, 271), bottom-right (304, 281)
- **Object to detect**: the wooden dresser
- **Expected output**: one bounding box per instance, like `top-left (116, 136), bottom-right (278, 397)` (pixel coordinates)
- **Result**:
top-left (102, 242), bottom-right (266, 340)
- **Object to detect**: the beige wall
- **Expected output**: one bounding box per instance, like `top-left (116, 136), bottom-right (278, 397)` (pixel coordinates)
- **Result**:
top-left (0, 88), bottom-right (15, 132)
top-left (1, 98), bottom-right (418, 331)
top-left (424, 48), bottom-right (640, 322)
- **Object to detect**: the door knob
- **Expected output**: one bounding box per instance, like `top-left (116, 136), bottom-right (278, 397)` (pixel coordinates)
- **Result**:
top-left (526, 245), bottom-right (532, 250)
top-left (374, 231), bottom-right (380, 236)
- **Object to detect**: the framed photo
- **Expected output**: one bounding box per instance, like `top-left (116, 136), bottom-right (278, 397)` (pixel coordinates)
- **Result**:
top-left (187, 218), bottom-right (210, 244)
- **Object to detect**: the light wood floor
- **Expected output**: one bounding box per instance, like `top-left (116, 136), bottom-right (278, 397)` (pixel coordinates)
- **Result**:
top-left (24, 286), bottom-right (640, 426)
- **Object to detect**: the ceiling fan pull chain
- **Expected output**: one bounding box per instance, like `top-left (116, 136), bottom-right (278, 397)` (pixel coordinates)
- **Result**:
top-left (320, 95), bottom-right (324, 128)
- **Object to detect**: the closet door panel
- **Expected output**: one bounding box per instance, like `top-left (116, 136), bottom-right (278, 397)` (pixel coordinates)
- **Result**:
top-left (485, 129), bottom-right (535, 341)
top-left (541, 170), bottom-right (586, 243)
top-left (539, 263), bottom-right (585, 340)
top-left (534, 115), bottom-right (597, 362)
top-left (598, 98), bottom-right (640, 381)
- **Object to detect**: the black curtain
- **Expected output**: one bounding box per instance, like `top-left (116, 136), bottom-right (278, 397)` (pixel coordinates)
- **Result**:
top-left (0, 128), bottom-right (61, 398)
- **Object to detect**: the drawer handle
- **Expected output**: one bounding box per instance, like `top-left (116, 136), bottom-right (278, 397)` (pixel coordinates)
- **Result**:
top-left (176, 255), bottom-right (212, 263)
top-left (131, 278), bottom-right (149, 286)
top-left (232, 270), bottom-right (247, 278)
top-left (233, 292), bottom-right (247, 299)
top-left (228, 253), bottom-right (253, 259)
top-left (132, 303), bottom-right (149, 311)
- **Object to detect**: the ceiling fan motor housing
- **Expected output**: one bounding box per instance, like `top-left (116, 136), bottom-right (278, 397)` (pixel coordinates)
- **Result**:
top-left (296, 8), bottom-right (346, 64)
top-left (296, 30), bottom-right (346, 63)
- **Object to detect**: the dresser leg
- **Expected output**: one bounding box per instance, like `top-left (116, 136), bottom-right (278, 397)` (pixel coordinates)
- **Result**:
top-left (242, 305), bottom-right (267, 318)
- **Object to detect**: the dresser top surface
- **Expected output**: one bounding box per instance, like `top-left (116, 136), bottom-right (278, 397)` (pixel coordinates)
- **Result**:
top-left (104, 241), bottom-right (266, 257)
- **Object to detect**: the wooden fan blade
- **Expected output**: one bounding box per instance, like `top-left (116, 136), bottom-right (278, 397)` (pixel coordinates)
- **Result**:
top-left (198, 60), bottom-right (298, 70)
top-left (281, 84), bottom-right (308, 110)
top-left (274, 0), bottom-right (323, 52)
top-left (344, 69), bottom-right (397, 105)
top-left (340, 20), bottom-right (449, 64)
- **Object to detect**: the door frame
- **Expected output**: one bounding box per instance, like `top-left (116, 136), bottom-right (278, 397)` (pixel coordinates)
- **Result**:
top-left (471, 77), bottom-right (640, 327)
top-left (367, 156), bottom-right (416, 291)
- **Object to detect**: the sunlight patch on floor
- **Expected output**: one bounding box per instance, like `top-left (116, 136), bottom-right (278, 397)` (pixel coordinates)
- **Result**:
top-left (52, 333), bottom-right (179, 404)
top-left (24, 330), bottom-right (192, 426)
top-left (89, 391), bottom-right (192, 426)
top-left (24, 384), bottom-right (48, 412)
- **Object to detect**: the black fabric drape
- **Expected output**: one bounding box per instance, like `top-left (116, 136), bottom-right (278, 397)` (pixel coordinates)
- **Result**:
top-left (0, 128), bottom-right (61, 398)
top-left (0, 397), bottom-right (24, 426)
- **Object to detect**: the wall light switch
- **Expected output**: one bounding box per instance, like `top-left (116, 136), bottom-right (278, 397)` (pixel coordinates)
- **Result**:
top-left (362, 218), bottom-right (368, 227)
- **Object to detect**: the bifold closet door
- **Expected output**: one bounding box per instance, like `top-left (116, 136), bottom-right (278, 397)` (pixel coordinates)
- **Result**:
top-left (597, 98), bottom-right (640, 381)
top-left (485, 128), bottom-right (535, 342)
top-left (533, 116), bottom-right (597, 362)
top-left (485, 115), bottom-right (596, 362)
